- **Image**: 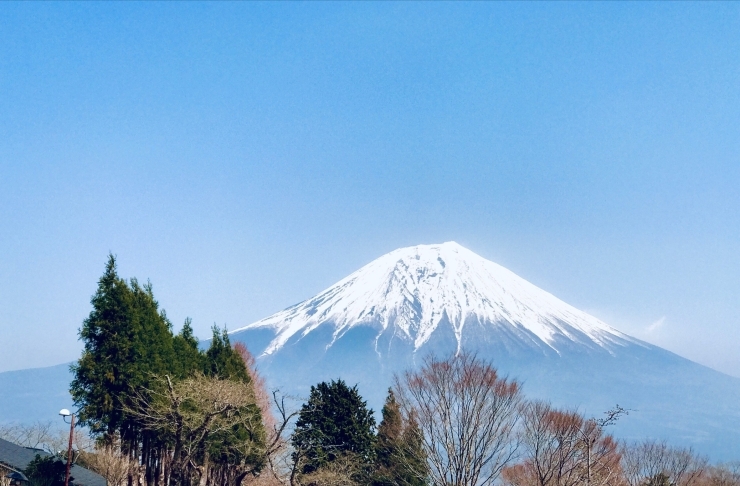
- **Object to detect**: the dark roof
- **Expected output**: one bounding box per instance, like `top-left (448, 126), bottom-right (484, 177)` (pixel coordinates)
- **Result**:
top-left (6, 471), bottom-right (29, 481)
top-left (0, 437), bottom-right (106, 486)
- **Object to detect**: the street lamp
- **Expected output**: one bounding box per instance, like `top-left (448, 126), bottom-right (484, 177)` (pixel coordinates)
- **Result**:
top-left (59, 409), bottom-right (74, 486)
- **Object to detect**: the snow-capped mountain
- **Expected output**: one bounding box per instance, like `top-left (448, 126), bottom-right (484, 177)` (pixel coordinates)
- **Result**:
top-left (234, 242), bottom-right (640, 358)
top-left (229, 242), bottom-right (740, 461)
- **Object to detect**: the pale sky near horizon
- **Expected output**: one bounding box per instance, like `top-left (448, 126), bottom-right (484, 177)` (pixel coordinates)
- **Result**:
top-left (1, 3), bottom-right (739, 376)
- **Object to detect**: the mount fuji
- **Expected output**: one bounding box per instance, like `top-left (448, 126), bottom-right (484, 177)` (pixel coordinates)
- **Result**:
top-left (229, 242), bottom-right (740, 460)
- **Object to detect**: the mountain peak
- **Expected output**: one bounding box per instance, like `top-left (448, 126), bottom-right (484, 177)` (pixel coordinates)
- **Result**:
top-left (233, 243), bottom-right (637, 357)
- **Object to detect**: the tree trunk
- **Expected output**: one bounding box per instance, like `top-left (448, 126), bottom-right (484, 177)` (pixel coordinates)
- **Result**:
top-left (197, 455), bottom-right (210, 486)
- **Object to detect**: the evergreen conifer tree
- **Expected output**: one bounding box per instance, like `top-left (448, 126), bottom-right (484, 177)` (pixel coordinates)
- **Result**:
top-left (71, 256), bottom-right (180, 445)
top-left (292, 379), bottom-right (376, 476)
top-left (399, 411), bottom-right (428, 486)
top-left (204, 325), bottom-right (250, 381)
top-left (172, 317), bottom-right (204, 378)
top-left (70, 255), bottom-right (138, 434)
top-left (376, 388), bottom-right (402, 471)
top-left (374, 389), bottom-right (427, 486)
top-left (202, 325), bottom-right (265, 479)
top-left (127, 279), bottom-right (176, 382)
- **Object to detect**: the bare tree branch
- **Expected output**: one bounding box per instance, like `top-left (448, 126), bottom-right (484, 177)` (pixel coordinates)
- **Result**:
top-left (395, 352), bottom-right (523, 486)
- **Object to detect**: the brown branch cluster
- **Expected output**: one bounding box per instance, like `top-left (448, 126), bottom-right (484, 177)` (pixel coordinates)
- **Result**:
top-left (504, 401), bottom-right (622, 486)
top-left (395, 352), bottom-right (523, 486)
top-left (79, 435), bottom-right (142, 486)
top-left (125, 373), bottom-right (265, 485)
top-left (621, 440), bottom-right (708, 486)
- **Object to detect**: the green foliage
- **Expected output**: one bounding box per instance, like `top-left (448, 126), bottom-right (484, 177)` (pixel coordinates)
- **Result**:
top-left (203, 328), bottom-right (266, 476)
top-left (204, 325), bottom-right (250, 381)
top-left (643, 473), bottom-right (674, 486)
top-left (376, 389), bottom-right (402, 467)
top-left (399, 413), bottom-right (428, 486)
top-left (70, 254), bottom-right (267, 485)
top-left (71, 255), bottom-right (193, 434)
top-left (292, 379), bottom-right (377, 476)
top-left (127, 278), bottom-right (176, 383)
top-left (24, 454), bottom-right (67, 486)
top-left (70, 254), bottom-right (139, 434)
top-left (373, 389), bottom-right (427, 486)
top-left (172, 318), bottom-right (204, 379)
top-left (207, 406), bottom-right (267, 473)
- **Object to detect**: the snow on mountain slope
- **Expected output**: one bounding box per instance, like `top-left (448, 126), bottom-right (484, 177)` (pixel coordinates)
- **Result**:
top-left (232, 242), bottom-right (641, 357)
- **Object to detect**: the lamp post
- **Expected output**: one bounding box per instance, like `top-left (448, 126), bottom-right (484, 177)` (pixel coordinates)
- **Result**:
top-left (59, 409), bottom-right (75, 486)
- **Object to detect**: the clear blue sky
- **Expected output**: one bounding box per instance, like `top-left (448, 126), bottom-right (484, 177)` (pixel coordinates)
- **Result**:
top-left (1, 3), bottom-right (739, 376)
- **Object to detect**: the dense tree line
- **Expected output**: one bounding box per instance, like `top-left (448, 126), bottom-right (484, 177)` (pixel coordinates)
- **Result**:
top-left (270, 354), bottom-right (723, 486)
top-left (70, 255), bottom-right (265, 486)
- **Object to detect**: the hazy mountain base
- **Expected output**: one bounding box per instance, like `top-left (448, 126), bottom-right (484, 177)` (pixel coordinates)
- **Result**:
top-left (230, 317), bottom-right (740, 462)
top-left (3, 321), bottom-right (740, 462)
top-left (0, 363), bottom-right (75, 423)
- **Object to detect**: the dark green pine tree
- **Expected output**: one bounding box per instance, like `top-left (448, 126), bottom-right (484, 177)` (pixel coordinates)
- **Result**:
top-left (374, 388), bottom-right (402, 486)
top-left (127, 279), bottom-right (176, 382)
top-left (292, 379), bottom-right (377, 476)
top-left (399, 412), bottom-right (428, 486)
top-left (70, 254), bottom-right (138, 434)
top-left (202, 325), bottom-right (267, 482)
top-left (204, 325), bottom-right (250, 381)
top-left (373, 389), bottom-right (427, 486)
top-left (172, 317), bottom-right (204, 379)
top-left (71, 255), bottom-right (179, 452)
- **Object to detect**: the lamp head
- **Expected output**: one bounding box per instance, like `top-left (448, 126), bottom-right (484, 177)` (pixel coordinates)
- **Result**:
top-left (59, 409), bottom-right (71, 417)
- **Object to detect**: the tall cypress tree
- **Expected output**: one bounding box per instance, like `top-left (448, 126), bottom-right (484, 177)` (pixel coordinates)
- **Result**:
top-left (204, 325), bottom-right (250, 381)
top-left (71, 256), bottom-right (188, 469)
top-left (128, 279), bottom-right (176, 383)
top-left (292, 379), bottom-right (376, 475)
top-left (375, 389), bottom-right (402, 486)
top-left (70, 255), bottom-right (137, 434)
top-left (202, 325), bottom-right (265, 481)
top-left (125, 278), bottom-right (178, 484)
top-left (172, 317), bottom-right (204, 379)
top-left (399, 412), bottom-right (427, 486)
top-left (71, 257), bottom-right (181, 439)
top-left (374, 389), bottom-right (427, 486)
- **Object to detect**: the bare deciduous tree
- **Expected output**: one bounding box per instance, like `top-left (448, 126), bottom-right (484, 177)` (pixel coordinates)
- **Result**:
top-left (700, 463), bottom-right (740, 486)
top-left (125, 373), bottom-right (265, 486)
top-left (257, 390), bottom-right (303, 486)
top-left (0, 421), bottom-right (96, 462)
top-left (235, 342), bottom-right (276, 432)
top-left (296, 452), bottom-right (362, 486)
top-left (508, 401), bottom-right (623, 486)
top-left (394, 353), bottom-right (523, 486)
top-left (621, 440), bottom-right (707, 486)
top-left (79, 435), bottom-right (141, 486)
top-left (0, 421), bottom-right (55, 451)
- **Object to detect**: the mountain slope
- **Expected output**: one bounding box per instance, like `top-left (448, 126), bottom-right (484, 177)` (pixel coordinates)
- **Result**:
top-left (0, 363), bottom-right (74, 423)
top-left (229, 242), bottom-right (740, 461)
top-left (234, 242), bottom-right (642, 357)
